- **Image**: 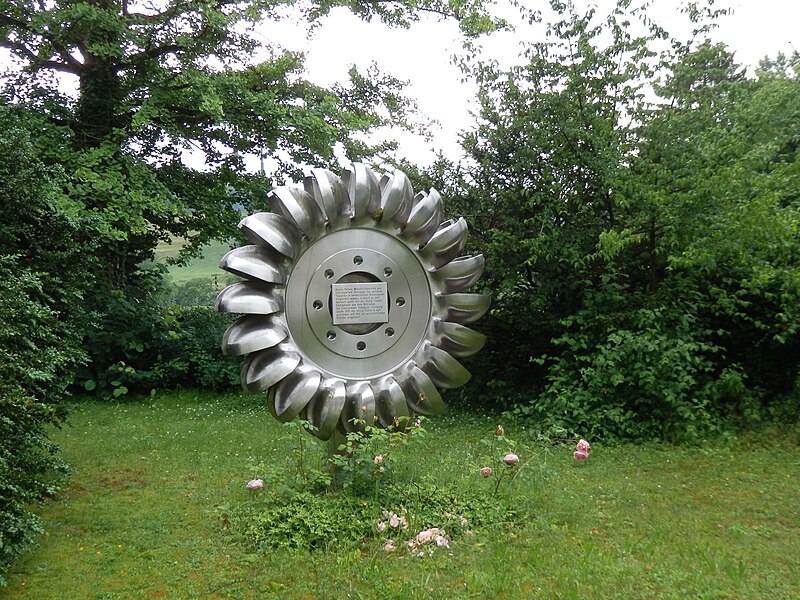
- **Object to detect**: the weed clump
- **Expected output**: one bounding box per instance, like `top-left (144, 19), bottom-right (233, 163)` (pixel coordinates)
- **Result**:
top-left (217, 419), bottom-right (537, 554)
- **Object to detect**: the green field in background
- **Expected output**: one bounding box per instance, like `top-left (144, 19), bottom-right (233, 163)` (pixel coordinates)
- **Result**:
top-left (154, 238), bottom-right (233, 284)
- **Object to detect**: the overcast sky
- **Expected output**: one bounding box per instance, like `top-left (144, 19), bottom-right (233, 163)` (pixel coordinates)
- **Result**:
top-left (254, 0), bottom-right (800, 168)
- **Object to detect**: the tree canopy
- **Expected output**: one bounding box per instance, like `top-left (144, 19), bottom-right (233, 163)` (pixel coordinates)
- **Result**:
top-left (424, 0), bottom-right (800, 439)
top-left (1, 0), bottom-right (503, 262)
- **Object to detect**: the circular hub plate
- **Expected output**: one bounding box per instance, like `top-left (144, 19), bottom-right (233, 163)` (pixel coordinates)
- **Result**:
top-left (285, 228), bottom-right (431, 379)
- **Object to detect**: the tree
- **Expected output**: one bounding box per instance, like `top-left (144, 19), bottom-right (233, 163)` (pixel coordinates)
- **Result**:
top-left (1, 0), bottom-right (461, 265)
top-left (438, 0), bottom-right (800, 438)
top-left (637, 46), bottom-right (800, 405)
top-left (442, 0), bottom-right (661, 412)
top-left (0, 0), bottom-right (505, 391)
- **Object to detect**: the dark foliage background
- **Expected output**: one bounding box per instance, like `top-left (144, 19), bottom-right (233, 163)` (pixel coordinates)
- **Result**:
top-left (0, 112), bottom-right (87, 583)
top-left (412, 2), bottom-right (800, 440)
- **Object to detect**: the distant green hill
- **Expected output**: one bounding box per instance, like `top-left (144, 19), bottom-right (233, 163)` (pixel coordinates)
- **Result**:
top-left (154, 239), bottom-right (233, 284)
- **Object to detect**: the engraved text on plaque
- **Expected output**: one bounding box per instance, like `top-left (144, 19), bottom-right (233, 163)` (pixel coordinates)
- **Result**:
top-left (331, 282), bottom-right (389, 325)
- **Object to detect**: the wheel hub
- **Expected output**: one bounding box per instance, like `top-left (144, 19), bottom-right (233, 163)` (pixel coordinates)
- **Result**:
top-left (285, 228), bottom-right (431, 378)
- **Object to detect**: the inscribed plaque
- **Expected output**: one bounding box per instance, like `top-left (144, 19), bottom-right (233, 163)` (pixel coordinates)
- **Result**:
top-left (331, 282), bottom-right (389, 325)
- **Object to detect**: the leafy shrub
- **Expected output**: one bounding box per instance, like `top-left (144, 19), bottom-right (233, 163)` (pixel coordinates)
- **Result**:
top-left (326, 418), bottom-right (427, 492)
top-left (77, 278), bottom-right (169, 397)
top-left (154, 306), bottom-right (240, 390)
top-left (0, 263), bottom-right (82, 585)
top-left (78, 301), bottom-right (239, 396)
top-left (525, 302), bottom-right (748, 442)
top-left (0, 113), bottom-right (87, 585)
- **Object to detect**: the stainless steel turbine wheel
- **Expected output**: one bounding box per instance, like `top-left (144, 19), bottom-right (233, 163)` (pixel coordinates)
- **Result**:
top-left (215, 163), bottom-right (489, 440)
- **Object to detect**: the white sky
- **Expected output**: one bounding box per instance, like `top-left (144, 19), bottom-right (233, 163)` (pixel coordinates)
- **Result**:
top-left (255, 0), bottom-right (800, 167)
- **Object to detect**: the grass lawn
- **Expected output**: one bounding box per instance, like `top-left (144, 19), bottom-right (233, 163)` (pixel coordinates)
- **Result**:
top-left (5, 392), bottom-right (799, 599)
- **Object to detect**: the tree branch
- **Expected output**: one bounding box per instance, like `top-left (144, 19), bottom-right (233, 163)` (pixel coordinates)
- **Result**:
top-left (126, 43), bottom-right (185, 65)
top-left (0, 14), bottom-right (84, 74)
top-left (362, 0), bottom-right (461, 20)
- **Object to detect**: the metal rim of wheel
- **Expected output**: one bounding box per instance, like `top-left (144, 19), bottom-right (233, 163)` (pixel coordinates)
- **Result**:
top-left (215, 163), bottom-right (489, 440)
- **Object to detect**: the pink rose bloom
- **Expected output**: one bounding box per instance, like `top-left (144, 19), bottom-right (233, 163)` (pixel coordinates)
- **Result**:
top-left (246, 478), bottom-right (264, 490)
top-left (574, 450), bottom-right (589, 461)
top-left (374, 455), bottom-right (384, 465)
top-left (503, 453), bottom-right (519, 465)
top-left (480, 467), bottom-right (492, 477)
top-left (384, 540), bottom-right (397, 552)
top-left (576, 439), bottom-right (591, 453)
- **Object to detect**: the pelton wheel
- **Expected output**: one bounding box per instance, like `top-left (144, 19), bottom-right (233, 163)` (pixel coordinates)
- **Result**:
top-left (215, 163), bottom-right (489, 439)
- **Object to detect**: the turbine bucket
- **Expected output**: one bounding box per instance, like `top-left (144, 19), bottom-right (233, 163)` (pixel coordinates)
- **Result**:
top-left (271, 365), bottom-right (321, 423)
top-left (342, 162), bottom-right (380, 221)
top-left (219, 245), bottom-right (287, 284)
top-left (437, 293), bottom-right (491, 324)
top-left (398, 362), bottom-right (445, 416)
top-left (239, 212), bottom-right (301, 259)
top-left (432, 255), bottom-right (485, 293)
top-left (374, 375), bottom-right (410, 428)
top-left (419, 342), bottom-right (471, 389)
top-left (268, 186), bottom-right (321, 239)
top-left (214, 281), bottom-right (281, 315)
top-left (221, 315), bottom-right (287, 356)
top-left (403, 189), bottom-right (443, 244)
top-left (432, 320), bottom-right (487, 357)
top-left (241, 344), bottom-right (301, 393)
top-left (304, 168), bottom-right (348, 225)
top-left (420, 217), bottom-right (468, 269)
top-left (342, 381), bottom-right (376, 432)
top-left (302, 378), bottom-right (346, 440)
top-left (379, 170), bottom-right (414, 225)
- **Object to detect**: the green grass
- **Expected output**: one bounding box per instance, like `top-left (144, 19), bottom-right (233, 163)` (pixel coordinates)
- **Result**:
top-left (154, 239), bottom-right (233, 284)
top-left (5, 393), bottom-right (799, 599)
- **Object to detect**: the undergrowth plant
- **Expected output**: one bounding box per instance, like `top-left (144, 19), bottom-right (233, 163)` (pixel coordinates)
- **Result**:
top-left (327, 416), bottom-right (426, 492)
top-left (477, 425), bottom-right (525, 495)
top-left (218, 418), bottom-right (531, 554)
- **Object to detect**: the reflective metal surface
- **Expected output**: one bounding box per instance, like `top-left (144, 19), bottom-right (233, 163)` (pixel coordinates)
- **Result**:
top-left (216, 163), bottom-right (489, 439)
